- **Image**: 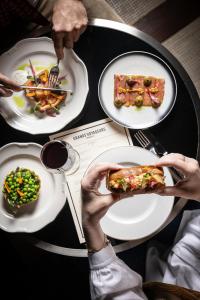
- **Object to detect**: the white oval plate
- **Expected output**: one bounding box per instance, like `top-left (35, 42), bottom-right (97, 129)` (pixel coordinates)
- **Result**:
top-left (0, 143), bottom-right (66, 232)
top-left (88, 146), bottom-right (174, 240)
top-left (0, 37), bottom-right (89, 134)
top-left (98, 51), bottom-right (177, 129)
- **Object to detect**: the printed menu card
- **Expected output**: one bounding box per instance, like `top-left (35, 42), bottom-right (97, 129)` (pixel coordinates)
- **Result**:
top-left (50, 118), bottom-right (133, 243)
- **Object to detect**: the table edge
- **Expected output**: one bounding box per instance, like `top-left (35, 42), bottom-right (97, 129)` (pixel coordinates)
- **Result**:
top-left (13, 18), bottom-right (200, 256)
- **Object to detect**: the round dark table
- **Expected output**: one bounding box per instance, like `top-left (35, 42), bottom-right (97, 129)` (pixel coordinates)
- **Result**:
top-left (1, 19), bottom-right (200, 257)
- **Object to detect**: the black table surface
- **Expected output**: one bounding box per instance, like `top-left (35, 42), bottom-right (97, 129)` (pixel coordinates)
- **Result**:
top-left (1, 19), bottom-right (200, 255)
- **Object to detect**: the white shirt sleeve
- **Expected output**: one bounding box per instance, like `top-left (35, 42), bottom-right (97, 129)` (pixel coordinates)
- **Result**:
top-left (163, 210), bottom-right (200, 291)
top-left (146, 209), bottom-right (200, 291)
top-left (88, 243), bottom-right (147, 300)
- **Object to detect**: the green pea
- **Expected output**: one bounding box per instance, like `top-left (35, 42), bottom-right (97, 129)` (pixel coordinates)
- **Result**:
top-left (4, 168), bottom-right (40, 208)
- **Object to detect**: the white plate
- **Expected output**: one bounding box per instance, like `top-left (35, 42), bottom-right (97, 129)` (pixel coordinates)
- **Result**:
top-left (0, 143), bottom-right (66, 232)
top-left (98, 51), bottom-right (177, 129)
top-left (88, 146), bottom-right (174, 240)
top-left (0, 37), bottom-right (89, 134)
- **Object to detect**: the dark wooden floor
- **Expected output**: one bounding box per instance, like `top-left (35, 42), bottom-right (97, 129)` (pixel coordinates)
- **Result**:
top-left (134, 0), bottom-right (200, 42)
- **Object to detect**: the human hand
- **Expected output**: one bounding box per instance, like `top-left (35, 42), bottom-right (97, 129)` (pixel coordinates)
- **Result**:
top-left (81, 163), bottom-right (123, 228)
top-left (52, 0), bottom-right (88, 59)
top-left (155, 153), bottom-right (200, 201)
top-left (0, 73), bottom-right (21, 97)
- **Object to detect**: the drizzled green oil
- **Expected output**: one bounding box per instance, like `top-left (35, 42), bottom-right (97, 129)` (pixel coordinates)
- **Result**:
top-left (17, 63), bottom-right (29, 71)
top-left (134, 106), bottom-right (143, 111)
top-left (13, 96), bottom-right (25, 108)
top-left (60, 79), bottom-right (68, 85)
top-left (17, 62), bottom-right (47, 71)
top-left (48, 63), bottom-right (55, 69)
top-left (35, 66), bottom-right (46, 71)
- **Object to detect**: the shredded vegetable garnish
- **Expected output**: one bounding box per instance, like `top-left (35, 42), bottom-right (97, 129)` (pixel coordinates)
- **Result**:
top-left (25, 69), bottom-right (67, 115)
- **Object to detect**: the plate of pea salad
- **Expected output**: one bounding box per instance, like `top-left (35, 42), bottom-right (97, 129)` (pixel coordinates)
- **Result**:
top-left (0, 143), bottom-right (67, 232)
top-left (3, 167), bottom-right (41, 209)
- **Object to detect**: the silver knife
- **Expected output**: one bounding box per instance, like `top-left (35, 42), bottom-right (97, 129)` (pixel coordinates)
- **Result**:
top-left (0, 83), bottom-right (72, 94)
top-left (20, 85), bottom-right (73, 94)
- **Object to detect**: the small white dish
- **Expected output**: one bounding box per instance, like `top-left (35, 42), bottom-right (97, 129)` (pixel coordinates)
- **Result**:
top-left (98, 51), bottom-right (177, 129)
top-left (0, 37), bottom-right (89, 134)
top-left (88, 146), bottom-right (174, 240)
top-left (0, 142), bottom-right (67, 232)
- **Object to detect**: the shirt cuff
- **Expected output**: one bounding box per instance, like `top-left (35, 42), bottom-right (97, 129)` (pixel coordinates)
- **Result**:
top-left (88, 243), bottom-right (117, 270)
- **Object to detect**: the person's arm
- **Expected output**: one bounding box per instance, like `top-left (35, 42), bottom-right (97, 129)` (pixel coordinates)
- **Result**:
top-left (0, 73), bottom-right (21, 97)
top-left (155, 153), bottom-right (200, 201)
top-left (52, 0), bottom-right (88, 59)
top-left (81, 164), bottom-right (147, 300)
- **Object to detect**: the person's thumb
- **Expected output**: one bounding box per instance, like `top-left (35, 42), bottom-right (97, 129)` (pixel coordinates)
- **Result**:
top-left (101, 193), bottom-right (121, 207)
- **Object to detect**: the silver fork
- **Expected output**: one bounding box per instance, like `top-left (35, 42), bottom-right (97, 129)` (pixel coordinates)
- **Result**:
top-left (134, 130), bottom-right (183, 182)
top-left (134, 130), bottom-right (167, 156)
top-left (48, 58), bottom-right (60, 88)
